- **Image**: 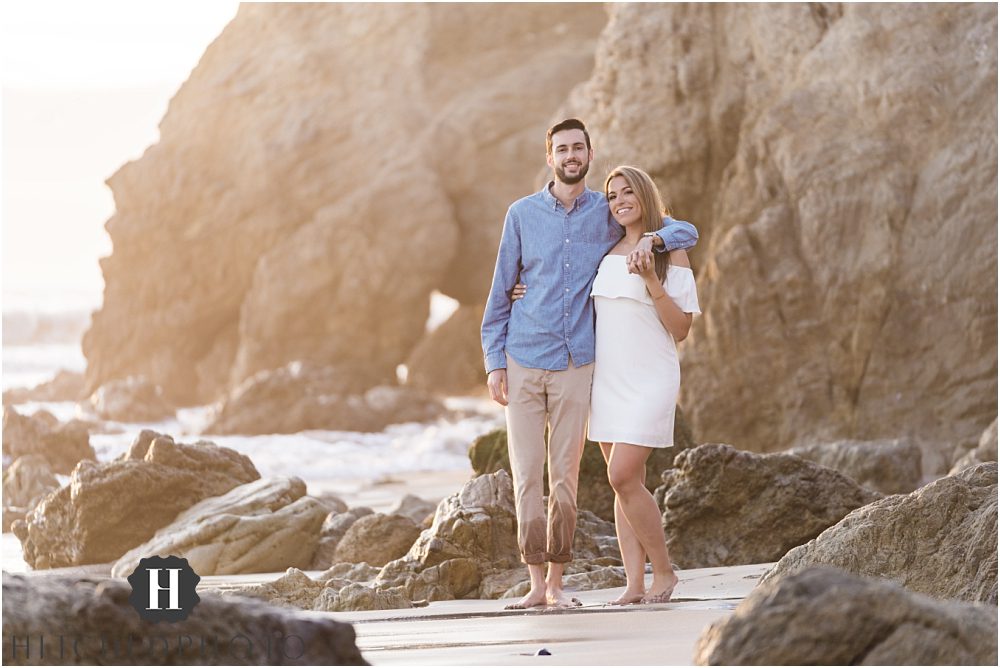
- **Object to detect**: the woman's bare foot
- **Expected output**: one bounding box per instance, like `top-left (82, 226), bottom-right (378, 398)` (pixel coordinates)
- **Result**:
top-left (609, 589), bottom-right (645, 606)
top-left (640, 572), bottom-right (679, 604)
top-left (504, 588), bottom-right (547, 610)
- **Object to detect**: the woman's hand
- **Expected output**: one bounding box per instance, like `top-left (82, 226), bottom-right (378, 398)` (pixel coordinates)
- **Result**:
top-left (510, 283), bottom-right (527, 301)
top-left (627, 237), bottom-right (655, 277)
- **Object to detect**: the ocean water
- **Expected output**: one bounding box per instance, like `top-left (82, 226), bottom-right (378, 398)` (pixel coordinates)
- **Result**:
top-left (2, 291), bottom-right (502, 560)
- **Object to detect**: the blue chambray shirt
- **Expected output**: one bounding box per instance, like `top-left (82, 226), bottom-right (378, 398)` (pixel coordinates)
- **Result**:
top-left (481, 183), bottom-right (698, 374)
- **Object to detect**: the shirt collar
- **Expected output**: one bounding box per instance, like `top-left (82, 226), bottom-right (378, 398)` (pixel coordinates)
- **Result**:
top-left (541, 181), bottom-right (596, 211)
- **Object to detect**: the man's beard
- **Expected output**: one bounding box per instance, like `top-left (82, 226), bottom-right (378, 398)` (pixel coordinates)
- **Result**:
top-left (555, 160), bottom-right (590, 185)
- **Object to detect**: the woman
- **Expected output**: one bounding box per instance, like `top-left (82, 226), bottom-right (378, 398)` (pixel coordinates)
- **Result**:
top-left (512, 166), bottom-right (700, 605)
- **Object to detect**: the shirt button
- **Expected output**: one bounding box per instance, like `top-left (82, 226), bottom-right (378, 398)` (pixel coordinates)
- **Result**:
top-left (565, 288), bottom-right (569, 292)
top-left (565, 239), bottom-right (569, 243)
top-left (564, 312), bottom-right (569, 316)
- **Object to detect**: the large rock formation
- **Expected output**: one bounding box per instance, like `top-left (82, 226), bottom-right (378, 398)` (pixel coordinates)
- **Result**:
top-left (404, 304), bottom-right (487, 395)
top-left (82, 3), bottom-right (608, 405)
top-left (560, 3), bottom-right (998, 468)
top-left (787, 437), bottom-right (922, 494)
top-left (694, 567), bottom-right (998, 666)
top-left (112, 477), bottom-right (327, 577)
top-left (13, 431), bottom-right (259, 569)
top-left (762, 462), bottom-right (998, 604)
top-left (2, 573), bottom-right (367, 665)
top-left (205, 362), bottom-right (442, 435)
top-left (660, 444), bottom-right (880, 568)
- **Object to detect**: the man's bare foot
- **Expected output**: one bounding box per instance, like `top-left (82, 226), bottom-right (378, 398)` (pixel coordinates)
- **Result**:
top-left (546, 588), bottom-right (583, 608)
top-left (609, 589), bottom-right (645, 606)
top-left (504, 588), bottom-right (547, 610)
top-left (641, 572), bottom-right (679, 604)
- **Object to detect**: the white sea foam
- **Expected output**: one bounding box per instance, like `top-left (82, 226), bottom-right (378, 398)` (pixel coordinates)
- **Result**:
top-left (13, 393), bottom-right (502, 489)
top-left (2, 344), bottom-right (86, 391)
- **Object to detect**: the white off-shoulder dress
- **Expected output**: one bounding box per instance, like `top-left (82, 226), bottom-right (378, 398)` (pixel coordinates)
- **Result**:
top-left (588, 256), bottom-right (701, 448)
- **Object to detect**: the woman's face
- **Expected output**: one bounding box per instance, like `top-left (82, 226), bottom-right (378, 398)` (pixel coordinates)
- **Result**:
top-left (607, 175), bottom-right (642, 227)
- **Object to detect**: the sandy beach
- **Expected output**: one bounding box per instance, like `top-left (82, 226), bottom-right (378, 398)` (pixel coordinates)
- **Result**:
top-left (203, 563), bottom-right (770, 666)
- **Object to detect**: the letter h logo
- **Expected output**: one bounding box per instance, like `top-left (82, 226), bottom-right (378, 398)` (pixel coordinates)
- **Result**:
top-left (146, 568), bottom-right (182, 610)
top-left (127, 556), bottom-right (201, 623)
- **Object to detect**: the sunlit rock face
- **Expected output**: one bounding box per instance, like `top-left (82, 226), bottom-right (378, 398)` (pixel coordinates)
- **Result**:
top-left (561, 3), bottom-right (997, 466)
top-left (83, 3), bottom-right (607, 404)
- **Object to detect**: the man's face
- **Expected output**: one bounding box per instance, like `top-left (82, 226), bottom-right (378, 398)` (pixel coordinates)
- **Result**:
top-left (547, 129), bottom-right (593, 185)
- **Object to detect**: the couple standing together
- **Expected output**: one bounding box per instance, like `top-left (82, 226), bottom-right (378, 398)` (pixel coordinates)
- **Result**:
top-left (481, 118), bottom-right (701, 609)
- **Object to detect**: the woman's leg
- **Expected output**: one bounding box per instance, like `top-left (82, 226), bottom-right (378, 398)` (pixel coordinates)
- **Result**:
top-left (607, 443), bottom-right (678, 601)
top-left (600, 442), bottom-right (646, 604)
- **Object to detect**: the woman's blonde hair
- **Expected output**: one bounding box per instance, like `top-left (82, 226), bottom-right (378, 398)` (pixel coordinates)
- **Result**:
top-left (604, 165), bottom-right (672, 282)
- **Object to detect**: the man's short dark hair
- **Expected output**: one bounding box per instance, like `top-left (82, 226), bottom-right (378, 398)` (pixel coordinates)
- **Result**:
top-left (546, 118), bottom-right (591, 155)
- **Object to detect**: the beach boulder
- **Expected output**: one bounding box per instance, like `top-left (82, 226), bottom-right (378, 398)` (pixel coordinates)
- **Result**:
top-left (406, 469), bottom-right (519, 569)
top-left (311, 507), bottom-right (374, 570)
top-left (112, 476), bottom-right (327, 577)
top-left (333, 513), bottom-right (422, 567)
top-left (2, 454), bottom-right (59, 519)
top-left (206, 362), bottom-right (442, 435)
top-left (787, 438), bottom-right (923, 494)
top-left (316, 583), bottom-right (414, 613)
top-left (2, 406), bottom-right (95, 475)
top-left (572, 509), bottom-right (621, 562)
top-left (221, 564), bottom-right (385, 611)
top-left (694, 567), bottom-right (998, 665)
top-left (950, 417), bottom-right (998, 475)
top-left (2, 370), bottom-right (86, 405)
top-left (389, 494), bottom-right (437, 526)
top-left (87, 375), bottom-right (174, 422)
top-left (404, 304), bottom-right (486, 395)
top-left (13, 432), bottom-right (259, 569)
top-left (469, 410), bottom-right (695, 521)
top-left (372, 471), bottom-right (518, 601)
top-left (660, 444), bottom-right (881, 568)
top-left (761, 462), bottom-right (998, 603)
top-left (1, 572), bottom-right (367, 665)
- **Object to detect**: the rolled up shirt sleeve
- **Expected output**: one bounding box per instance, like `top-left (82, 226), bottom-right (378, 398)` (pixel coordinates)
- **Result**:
top-left (481, 207), bottom-right (521, 374)
top-left (654, 216), bottom-right (699, 252)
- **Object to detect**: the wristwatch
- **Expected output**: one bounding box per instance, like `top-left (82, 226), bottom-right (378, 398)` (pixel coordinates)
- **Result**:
top-left (641, 232), bottom-right (662, 247)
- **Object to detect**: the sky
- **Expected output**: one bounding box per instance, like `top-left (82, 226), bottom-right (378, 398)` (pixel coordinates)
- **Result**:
top-left (1, 0), bottom-right (240, 310)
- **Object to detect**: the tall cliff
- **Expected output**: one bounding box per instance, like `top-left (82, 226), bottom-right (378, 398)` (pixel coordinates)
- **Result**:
top-left (82, 3), bottom-right (607, 404)
top-left (562, 3), bottom-right (997, 466)
top-left (82, 4), bottom-right (997, 471)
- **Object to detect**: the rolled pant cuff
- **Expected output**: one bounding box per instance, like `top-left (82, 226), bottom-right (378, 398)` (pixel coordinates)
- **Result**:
top-left (545, 552), bottom-right (572, 564)
top-left (522, 551), bottom-right (547, 565)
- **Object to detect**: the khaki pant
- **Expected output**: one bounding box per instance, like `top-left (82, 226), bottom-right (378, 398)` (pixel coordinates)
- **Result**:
top-left (505, 354), bottom-right (593, 564)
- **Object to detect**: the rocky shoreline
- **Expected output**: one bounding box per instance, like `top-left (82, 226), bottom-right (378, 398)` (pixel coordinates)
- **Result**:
top-left (3, 402), bottom-right (996, 664)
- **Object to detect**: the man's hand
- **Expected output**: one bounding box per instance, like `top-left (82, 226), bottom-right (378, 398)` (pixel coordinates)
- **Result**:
top-left (627, 236), bottom-right (654, 275)
top-left (487, 369), bottom-right (509, 406)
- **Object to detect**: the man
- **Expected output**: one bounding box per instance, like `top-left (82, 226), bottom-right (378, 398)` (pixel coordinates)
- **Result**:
top-left (481, 118), bottom-right (698, 608)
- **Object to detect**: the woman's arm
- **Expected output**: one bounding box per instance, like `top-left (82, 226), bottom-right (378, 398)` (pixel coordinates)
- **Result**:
top-left (642, 249), bottom-right (693, 342)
